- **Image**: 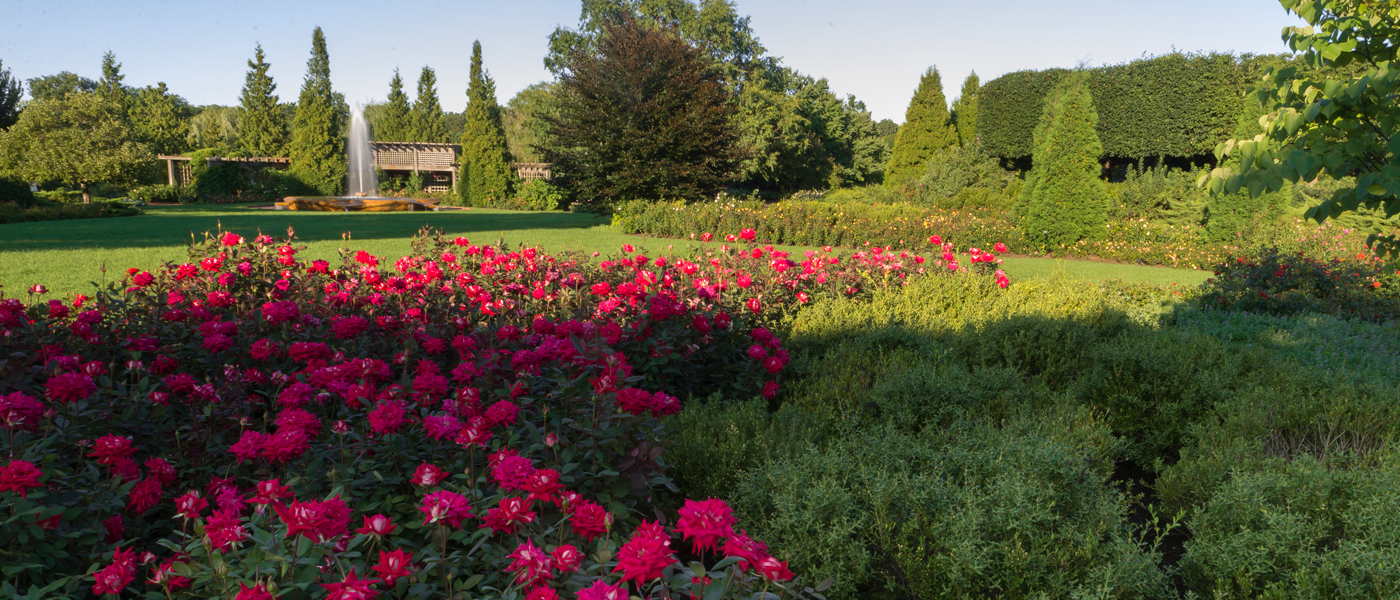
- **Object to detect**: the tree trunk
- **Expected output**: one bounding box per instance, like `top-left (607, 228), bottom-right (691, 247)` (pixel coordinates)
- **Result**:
top-left (80, 181), bottom-right (91, 204)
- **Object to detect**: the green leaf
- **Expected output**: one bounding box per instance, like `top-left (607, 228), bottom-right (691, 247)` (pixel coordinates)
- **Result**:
top-left (460, 574), bottom-right (483, 590)
top-left (1367, 183), bottom-right (1388, 196)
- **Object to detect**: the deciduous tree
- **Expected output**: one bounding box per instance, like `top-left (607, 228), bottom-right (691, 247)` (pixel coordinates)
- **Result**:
top-left (288, 27), bottom-right (345, 195)
top-left (886, 67), bottom-right (958, 187)
top-left (1203, 0), bottom-right (1400, 258)
top-left (544, 16), bottom-right (739, 205)
top-left (239, 44), bottom-right (289, 157)
top-left (27, 72), bottom-right (96, 103)
top-left (0, 92), bottom-right (152, 202)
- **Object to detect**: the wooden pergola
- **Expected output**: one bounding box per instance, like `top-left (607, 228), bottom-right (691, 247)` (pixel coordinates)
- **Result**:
top-left (370, 142), bottom-right (460, 194)
top-left (157, 155), bottom-right (290, 186)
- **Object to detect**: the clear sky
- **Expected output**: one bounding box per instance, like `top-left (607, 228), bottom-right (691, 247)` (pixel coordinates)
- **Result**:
top-left (2, 0), bottom-right (1304, 123)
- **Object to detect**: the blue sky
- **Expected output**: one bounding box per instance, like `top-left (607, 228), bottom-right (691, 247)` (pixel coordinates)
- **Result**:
top-left (3, 1), bottom-right (1304, 123)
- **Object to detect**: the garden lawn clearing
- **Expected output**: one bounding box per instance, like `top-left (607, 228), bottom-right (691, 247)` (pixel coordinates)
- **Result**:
top-left (0, 205), bottom-right (1209, 296)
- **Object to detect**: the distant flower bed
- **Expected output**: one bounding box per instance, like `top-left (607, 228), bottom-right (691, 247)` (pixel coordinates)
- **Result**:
top-left (0, 227), bottom-right (1008, 598)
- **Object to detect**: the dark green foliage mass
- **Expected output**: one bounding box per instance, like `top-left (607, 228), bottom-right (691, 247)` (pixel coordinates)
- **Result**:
top-left (1020, 71), bottom-right (1109, 246)
top-left (410, 66), bottom-right (446, 143)
top-left (544, 16), bottom-right (738, 205)
top-left (238, 44), bottom-right (289, 157)
top-left (458, 41), bottom-right (514, 206)
top-left (288, 27), bottom-right (345, 195)
top-left (885, 67), bottom-right (957, 187)
top-left (980, 53), bottom-right (1304, 160)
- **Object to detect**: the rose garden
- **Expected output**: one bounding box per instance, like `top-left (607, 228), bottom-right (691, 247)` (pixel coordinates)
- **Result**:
top-left (4, 2), bottom-right (1400, 599)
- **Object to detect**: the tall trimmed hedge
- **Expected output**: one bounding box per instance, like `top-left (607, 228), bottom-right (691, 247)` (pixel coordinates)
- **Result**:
top-left (980, 53), bottom-right (1299, 160)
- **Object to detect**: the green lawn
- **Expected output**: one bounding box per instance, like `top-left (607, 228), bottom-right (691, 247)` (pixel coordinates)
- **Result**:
top-left (0, 205), bottom-right (1210, 296)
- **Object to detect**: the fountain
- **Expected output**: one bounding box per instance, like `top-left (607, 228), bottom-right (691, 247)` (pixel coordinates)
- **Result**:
top-left (275, 104), bottom-right (441, 212)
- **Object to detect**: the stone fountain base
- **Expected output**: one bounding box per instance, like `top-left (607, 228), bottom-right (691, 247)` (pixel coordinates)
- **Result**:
top-left (274, 195), bottom-right (441, 212)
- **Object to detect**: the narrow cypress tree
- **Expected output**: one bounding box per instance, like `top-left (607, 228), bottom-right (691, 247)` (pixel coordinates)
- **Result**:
top-left (410, 66), bottom-right (446, 143)
top-left (885, 67), bottom-right (957, 186)
top-left (288, 27), bottom-right (346, 195)
top-left (951, 71), bottom-right (979, 147)
top-left (458, 41), bottom-right (513, 206)
top-left (1020, 71), bottom-right (1108, 247)
top-left (239, 44), bottom-right (289, 156)
top-left (378, 69), bottom-right (411, 142)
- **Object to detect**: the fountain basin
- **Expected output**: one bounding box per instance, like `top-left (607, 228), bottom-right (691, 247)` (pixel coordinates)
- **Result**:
top-left (274, 196), bottom-right (441, 212)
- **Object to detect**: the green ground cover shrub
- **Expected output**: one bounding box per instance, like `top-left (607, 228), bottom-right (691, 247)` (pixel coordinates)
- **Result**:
top-left (731, 409), bottom-right (1171, 600)
top-left (910, 140), bottom-right (1015, 209)
top-left (1176, 451), bottom-right (1400, 598)
top-left (662, 398), bottom-right (832, 509)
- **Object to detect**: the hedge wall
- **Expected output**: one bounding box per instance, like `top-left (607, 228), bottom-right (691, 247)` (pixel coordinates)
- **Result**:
top-left (980, 53), bottom-right (1301, 160)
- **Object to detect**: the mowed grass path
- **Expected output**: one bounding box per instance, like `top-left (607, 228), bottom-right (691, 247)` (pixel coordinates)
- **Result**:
top-left (0, 205), bottom-right (1210, 296)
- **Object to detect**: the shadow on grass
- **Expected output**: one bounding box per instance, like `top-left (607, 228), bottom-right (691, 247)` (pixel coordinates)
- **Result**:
top-left (0, 206), bottom-right (611, 252)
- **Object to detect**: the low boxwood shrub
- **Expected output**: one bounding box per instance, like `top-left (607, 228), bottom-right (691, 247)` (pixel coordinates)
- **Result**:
top-left (128, 183), bottom-right (196, 204)
top-left (0, 200), bottom-right (142, 224)
top-left (1155, 369), bottom-right (1400, 518)
top-left (662, 398), bottom-right (831, 509)
top-left (1178, 451), bottom-right (1400, 598)
top-left (732, 408), bottom-right (1170, 600)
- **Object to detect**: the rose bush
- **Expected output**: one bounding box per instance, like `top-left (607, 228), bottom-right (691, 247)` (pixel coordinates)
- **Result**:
top-left (0, 227), bottom-right (1009, 599)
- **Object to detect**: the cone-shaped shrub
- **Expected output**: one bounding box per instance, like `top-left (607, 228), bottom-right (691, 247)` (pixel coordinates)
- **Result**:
top-left (1019, 71), bottom-right (1108, 247)
top-left (885, 67), bottom-right (957, 187)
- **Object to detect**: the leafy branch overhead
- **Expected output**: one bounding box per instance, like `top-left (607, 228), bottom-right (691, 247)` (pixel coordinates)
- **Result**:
top-left (1202, 0), bottom-right (1400, 257)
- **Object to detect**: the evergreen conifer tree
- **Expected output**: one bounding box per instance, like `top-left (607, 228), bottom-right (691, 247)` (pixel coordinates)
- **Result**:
top-left (951, 71), bottom-right (979, 147)
top-left (458, 41), bottom-right (513, 206)
top-left (97, 51), bottom-right (130, 117)
top-left (0, 59), bottom-right (24, 129)
top-left (378, 69), bottom-right (411, 142)
top-left (288, 27), bottom-right (346, 195)
top-left (1019, 71), bottom-right (1108, 247)
top-left (238, 44), bottom-right (289, 156)
top-left (885, 67), bottom-right (957, 186)
top-left (410, 67), bottom-right (446, 143)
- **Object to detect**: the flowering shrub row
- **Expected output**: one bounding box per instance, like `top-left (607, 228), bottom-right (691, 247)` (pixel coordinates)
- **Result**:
top-left (613, 199), bottom-right (1397, 270)
top-left (1196, 247), bottom-right (1400, 322)
top-left (0, 227), bottom-right (1009, 598)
